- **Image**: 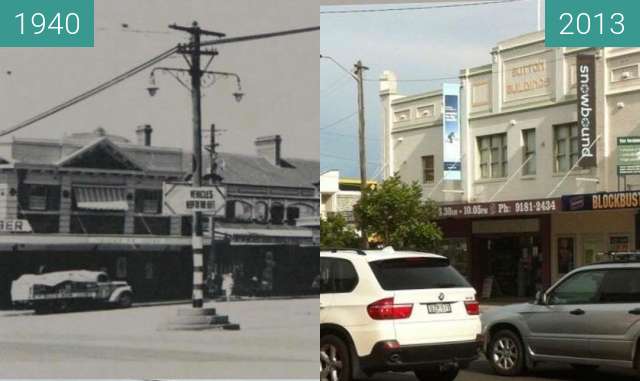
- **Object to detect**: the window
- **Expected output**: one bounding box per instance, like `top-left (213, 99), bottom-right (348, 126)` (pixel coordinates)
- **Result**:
top-left (20, 184), bottom-right (61, 211)
top-left (548, 270), bottom-right (606, 305)
top-left (478, 133), bottom-right (508, 179)
top-left (135, 190), bottom-right (161, 214)
top-left (319, 258), bottom-right (359, 294)
top-left (554, 124), bottom-right (580, 172)
top-left (286, 206), bottom-right (300, 225)
top-left (422, 155), bottom-right (435, 184)
top-left (598, 269), bottom-right (640, 303)
top-left (522, 129), bottom-right (536, 175)
top-left (270, 204), bottom-right (284, 225)
top-left (369, 257), bottom-right (470, 291)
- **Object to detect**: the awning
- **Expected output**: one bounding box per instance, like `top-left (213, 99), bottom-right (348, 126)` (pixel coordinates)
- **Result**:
top-left (74, 186), bottom-right (128, 211)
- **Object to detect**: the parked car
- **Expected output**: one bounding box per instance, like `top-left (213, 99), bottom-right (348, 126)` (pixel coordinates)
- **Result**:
top-left (11, 270), bottom-right (133, 313)
top-left (482, 252), bottom-right (640, 376)
top-left (320, 247), bottom-right (482, 381)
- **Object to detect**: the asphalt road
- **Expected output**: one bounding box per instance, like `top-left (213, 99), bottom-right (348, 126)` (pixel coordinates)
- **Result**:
top-left (0, 298), bottom-right (317, 378)
top-left (370, 358), bottom-right (639, 381)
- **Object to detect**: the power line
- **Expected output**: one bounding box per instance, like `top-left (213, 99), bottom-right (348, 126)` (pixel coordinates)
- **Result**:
top-left (321, 130), bottom-right (381, 141)
top-left (2, 25), bottom-right (320, 139)
top-left (320, 111), bottom-right (357, 131)
top-left (321, 152), bottom-right (380, 165)
top-left (0, 46), bottom-right (179, 138)
top-left (320, 0), bottom-right (527, 14)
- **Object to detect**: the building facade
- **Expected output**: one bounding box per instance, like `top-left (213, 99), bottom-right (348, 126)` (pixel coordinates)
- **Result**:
top-left (381, 30), bottom-right (640, 298)
top-left (0, 127), bottom-right (319, 307)
top-left (320, 170), bottom-right (376, 223)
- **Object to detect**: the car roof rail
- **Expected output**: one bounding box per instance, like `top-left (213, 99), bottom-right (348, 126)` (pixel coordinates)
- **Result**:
top-left (325, 248), bottom-right (367, 256)
top-left (597, 251), bottom-right (640, 263)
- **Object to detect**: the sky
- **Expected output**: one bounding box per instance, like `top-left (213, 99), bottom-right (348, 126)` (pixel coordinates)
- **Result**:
top-left (320, 0), bottom-right (545, 179)
top-left (0, 0), bottom-right (319, 161)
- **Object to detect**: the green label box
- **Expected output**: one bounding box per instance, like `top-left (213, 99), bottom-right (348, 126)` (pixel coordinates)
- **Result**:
top-left (546, 0), bottom-right (640, 47)
top-left (0, 0), bottom-right (93, 47)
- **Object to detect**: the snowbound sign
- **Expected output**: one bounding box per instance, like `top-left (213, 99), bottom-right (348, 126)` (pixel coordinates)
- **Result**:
top-left (162, 183), bottom-right (226, 216)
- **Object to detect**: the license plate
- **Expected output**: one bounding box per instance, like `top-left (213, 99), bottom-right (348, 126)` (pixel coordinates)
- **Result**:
top-left (426, 303), bottom-right (451, 314)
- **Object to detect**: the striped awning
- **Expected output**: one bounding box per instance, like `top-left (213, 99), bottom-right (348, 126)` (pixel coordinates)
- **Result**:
top-left (74, 186), bottom-right (128, 211)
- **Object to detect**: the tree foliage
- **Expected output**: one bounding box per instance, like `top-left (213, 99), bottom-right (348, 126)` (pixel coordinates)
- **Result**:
top-left (320, 213), bottom-right (360, 249)
top-left (353, 176), bottom-right (442, 251)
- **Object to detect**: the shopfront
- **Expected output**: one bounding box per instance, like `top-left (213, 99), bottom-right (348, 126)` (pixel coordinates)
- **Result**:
top-left (439, 197), bottom-right (558, 299)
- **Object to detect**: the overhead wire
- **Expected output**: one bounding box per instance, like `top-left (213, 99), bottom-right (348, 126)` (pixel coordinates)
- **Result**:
top-left (320, 0), bottom-right (528, 14)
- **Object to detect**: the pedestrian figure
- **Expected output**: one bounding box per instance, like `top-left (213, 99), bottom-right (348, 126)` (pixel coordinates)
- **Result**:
top-left (222, 272), bottom-right (234, 301)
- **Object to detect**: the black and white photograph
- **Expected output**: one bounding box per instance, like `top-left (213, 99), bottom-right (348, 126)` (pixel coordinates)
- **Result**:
top-left (0, 0), bottom-right (319, 378)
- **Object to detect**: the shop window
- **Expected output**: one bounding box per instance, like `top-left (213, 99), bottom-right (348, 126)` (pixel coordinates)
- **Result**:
top-left (522, 129), bottom-right (536, 175)
top-left (270, 204), bottom-right (284, 225)
top-left (554, 123), bottom-right (580, 173)
top-left (20, 184), bottom-right (61, 211)
top-left (557, 236), bottom-right (575, 274)
top-left (70, 214), bottom-right (124, 235)
top-left (134, 216), bottom-right (170, 235)
top-left (19, 213), bottom-right (59, 233)
top-left (422, 155), bottom-right (435, 184)
top-left (440, 238), bottom-right (470, 280)
top-left (477, 133), bottom-right (507, 179)
top-left (135, 189), bottom-right (161, 214)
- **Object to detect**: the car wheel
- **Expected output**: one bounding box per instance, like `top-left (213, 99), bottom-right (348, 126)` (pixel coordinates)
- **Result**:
top-left (415, 367), bottom-right (459, 381)
top-left (118, 292), bottom-right (133, 308)
top-left (488, 329), bottom-right (525, 376)
top-left (320, 334), bottom-right (351, 381)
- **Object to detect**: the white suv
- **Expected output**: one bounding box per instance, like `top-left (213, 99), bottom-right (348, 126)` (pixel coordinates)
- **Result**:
top-left (320, 247), bottom-right (482, 381)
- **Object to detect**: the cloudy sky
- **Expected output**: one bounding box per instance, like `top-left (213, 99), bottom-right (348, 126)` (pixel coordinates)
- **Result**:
top-left (0, 0), bottom-right (318, 160)
top-left (321, 0), bottom-right (545, 178)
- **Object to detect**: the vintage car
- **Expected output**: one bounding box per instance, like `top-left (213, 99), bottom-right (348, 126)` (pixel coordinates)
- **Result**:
top-left (11, 270), bottom-right (133, 313)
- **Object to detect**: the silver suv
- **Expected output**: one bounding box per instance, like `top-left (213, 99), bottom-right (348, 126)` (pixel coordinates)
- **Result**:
top-left (481, 252), bottom-right (640, 376)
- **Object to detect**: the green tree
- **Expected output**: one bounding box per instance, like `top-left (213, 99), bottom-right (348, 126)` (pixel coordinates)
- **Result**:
top-left (353, 175), bottom-right (442, 251)
top-left (320, 213), bottom-right (360, 249)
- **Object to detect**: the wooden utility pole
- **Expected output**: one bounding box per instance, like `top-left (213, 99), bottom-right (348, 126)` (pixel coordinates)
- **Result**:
top-left (170, 21), bottom-right (225, 308)
top-left (354, 60), bottom-right (369, 249)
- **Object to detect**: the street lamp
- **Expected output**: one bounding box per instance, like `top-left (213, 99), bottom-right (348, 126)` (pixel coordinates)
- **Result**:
top-left (146, 67), bottom-right (244, 102)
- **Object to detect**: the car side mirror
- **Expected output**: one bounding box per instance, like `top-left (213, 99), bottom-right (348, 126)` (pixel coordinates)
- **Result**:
top-left (535, 290), bottom-right (548, 305)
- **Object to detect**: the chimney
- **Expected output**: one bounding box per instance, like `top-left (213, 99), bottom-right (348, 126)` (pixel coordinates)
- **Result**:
top-left (136, 124), bottom-right (153, 146)
top-left (255, 135), bottom-right (282, 166)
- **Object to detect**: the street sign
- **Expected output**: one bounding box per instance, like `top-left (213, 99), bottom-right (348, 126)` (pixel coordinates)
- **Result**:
top-left (162, 183), bottom-right (226, 216)
top-left (617, 136), bottom-right (640, 175)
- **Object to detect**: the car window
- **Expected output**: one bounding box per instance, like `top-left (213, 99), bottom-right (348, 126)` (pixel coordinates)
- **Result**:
top-left (369, 257), bottom-right (470, 291)
top-left (548, 270), bottom-right (606, 305)
top-left (333, 258), bottom-right (358, 293)
top-left (320, 258), bottom-right (333, 294)
top-left (599, 269), bottom-right (640, 303)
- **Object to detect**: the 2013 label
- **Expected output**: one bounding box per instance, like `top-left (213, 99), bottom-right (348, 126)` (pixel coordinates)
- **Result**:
top-left (559, 12), bottom-right (624, 36)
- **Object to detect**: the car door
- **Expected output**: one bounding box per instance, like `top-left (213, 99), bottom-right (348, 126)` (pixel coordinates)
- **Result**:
top-left (319, 257), bottom-right (334, 323)
top-left (588, 268), bottom-right (640, 362)
top-left (524, 269), bottom-right (606, 358)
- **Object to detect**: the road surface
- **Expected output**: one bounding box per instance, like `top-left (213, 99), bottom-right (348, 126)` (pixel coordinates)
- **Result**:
top-left (0, 298), bottom-right (317, 378)
top-left (371, 358), bottom-right (639, 380)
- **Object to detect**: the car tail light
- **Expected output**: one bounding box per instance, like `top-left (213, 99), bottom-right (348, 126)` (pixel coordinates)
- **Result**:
top-left (367, 297), bottom-right (413, 320)
top-left (464, 300), bottom-right (480, 315)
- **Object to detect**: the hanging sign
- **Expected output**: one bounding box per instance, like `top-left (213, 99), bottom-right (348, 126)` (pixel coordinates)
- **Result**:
top-left (577, 54), bottom-right (597, 168)
top-left (443, 83), bottom-right (461, 180)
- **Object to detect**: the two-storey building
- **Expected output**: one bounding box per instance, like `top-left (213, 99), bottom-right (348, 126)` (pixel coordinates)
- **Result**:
top-left (381, 30), bottom-right (640, 298)
top-left (0, 127), bottom-right (319, 307)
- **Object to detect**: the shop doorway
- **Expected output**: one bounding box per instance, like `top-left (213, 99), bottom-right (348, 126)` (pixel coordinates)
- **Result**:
top-left (476, 235), bottom-right (542, 298)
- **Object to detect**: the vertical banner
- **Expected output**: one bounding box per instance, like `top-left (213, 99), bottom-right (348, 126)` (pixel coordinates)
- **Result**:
top-left (577, 54), bottom-right (596, 168)
top-left (443, 83), bottom-right (461, 180)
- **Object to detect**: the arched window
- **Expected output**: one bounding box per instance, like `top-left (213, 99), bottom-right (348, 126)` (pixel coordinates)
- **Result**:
top-left (255, 202), bottom-right (268, 223)
top-left (234, 201), bottom-right (253, 221)
top-left (270, 203), bottom-right (284, 225)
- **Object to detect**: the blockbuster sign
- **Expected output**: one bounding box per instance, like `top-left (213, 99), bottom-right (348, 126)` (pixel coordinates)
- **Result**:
top-left (443, 83), bottom-right (461, 180)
